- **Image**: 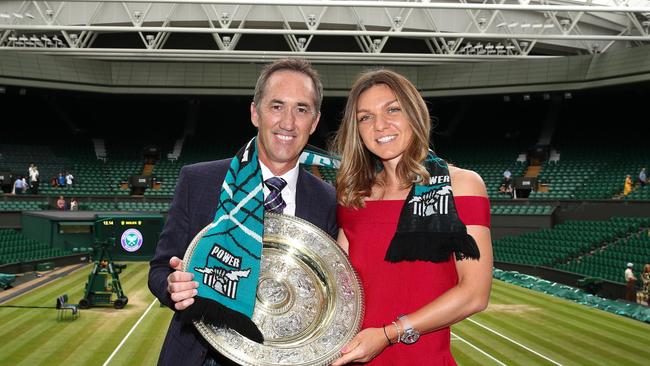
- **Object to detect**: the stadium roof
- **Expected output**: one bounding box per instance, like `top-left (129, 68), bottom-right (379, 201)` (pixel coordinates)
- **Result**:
top-left (1, 0), bottom-right (650, 64)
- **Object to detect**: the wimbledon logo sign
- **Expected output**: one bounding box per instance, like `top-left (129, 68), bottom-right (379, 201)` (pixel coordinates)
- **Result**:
top-left (121, 228), bottom-right (144, 252)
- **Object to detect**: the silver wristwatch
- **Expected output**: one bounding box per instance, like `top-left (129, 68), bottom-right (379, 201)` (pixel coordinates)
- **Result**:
top-left (397, 315), bottom-right (420, 344)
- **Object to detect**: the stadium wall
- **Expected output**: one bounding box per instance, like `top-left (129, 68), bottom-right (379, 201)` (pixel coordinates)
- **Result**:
top-left (490, 213), bottom-right (554, 241)
top-left (495, 261), bottom-right (627, 300)
top-left (554, 200), bottom-right (650, 222)
top-left (0, 212), bottom-right (20, 229)
top-left (0, 253), bottom-right (89, 274)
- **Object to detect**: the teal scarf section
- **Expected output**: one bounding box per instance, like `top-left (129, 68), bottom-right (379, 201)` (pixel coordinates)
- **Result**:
top-left (181, 138), bottom-right (265, 343)
top-left (300, 145), bottom-right (340, 169)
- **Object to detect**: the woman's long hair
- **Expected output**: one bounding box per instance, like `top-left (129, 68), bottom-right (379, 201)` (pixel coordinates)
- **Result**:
top-left (332, 69), bottom-right (432, 208)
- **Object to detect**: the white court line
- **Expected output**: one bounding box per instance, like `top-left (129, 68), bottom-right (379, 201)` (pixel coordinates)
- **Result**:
top-left (467, 318), bottom-right (563, 366)
top-left (103, 298), bottom-right (158, 366)
top-left (451, 331), bottom-right (507, 366)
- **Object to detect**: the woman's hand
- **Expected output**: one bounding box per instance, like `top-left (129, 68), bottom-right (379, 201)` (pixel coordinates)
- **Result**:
top-left (331, 327), bottom-right (390, 365)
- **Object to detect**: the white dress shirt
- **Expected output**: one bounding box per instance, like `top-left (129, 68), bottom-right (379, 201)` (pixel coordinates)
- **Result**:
top-left (259, 160), bottom-right (299, 216)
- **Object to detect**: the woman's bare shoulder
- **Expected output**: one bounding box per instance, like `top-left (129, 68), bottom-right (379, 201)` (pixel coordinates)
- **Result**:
top-left (449, 166), bottom-right (488, 197)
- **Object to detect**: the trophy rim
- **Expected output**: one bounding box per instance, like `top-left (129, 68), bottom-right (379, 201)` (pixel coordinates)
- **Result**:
top-left (182, 212), bottom-right (365, 366)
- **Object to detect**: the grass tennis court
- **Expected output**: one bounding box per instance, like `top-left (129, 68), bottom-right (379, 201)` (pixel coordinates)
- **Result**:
top-left (1, 262), bottom-right (648, 366)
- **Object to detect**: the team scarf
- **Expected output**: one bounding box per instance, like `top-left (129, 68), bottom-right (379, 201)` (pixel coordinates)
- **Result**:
top-left (180, 137), bottom-right (339, 343)
top-left (385, 151), bottom-right (481, 263)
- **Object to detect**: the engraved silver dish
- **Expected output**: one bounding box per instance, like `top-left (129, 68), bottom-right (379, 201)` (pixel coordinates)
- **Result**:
top-left (182, 212), bottom-right (364, 366)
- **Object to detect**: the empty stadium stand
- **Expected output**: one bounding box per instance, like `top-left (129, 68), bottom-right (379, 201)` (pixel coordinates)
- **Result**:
top-left (495, 217), bottom-right (650, 284)
top-left (529, 145), bottom-right (650, 200)
top-left (0, 228), bottom-right (72, 265)
top-left (557, 219), bottom-right (650, 283)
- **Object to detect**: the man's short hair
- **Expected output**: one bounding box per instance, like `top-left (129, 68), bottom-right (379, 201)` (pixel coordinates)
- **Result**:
top-left (253, 58), bottom-right (323, 112)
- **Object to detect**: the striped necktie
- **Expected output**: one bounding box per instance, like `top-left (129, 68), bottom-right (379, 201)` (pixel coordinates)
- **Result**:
top-left (264, 177), bottom-right (287, 213)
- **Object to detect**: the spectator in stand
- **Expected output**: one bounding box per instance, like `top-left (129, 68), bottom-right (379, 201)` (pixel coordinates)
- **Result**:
top-left (641, 263), bottom-right (650, 306)
top-left (503, 168), bottom-right (512, 180)
top-left (29, 165), bottom-right (39, 194)
top-left (69, 197), bottom-right (78, 211)
top-left (56, 195), bottom-right (66, 210)
top-left (13, 176), bottom-right (26, 195)
top-left (500, 169), bottom-right (514, 197)
top-left (638, 167), bottom-right (647, 187)
top-left (625, 262), bottom-right (637, 302)
top-left (499, 176), bottom-right (513, 197)
top-left (65, 171), bottom-right (74, 188)
top-left (623, 175), bottom-right (634, 196)
top-left (57, 173), bottom-right (66, 188)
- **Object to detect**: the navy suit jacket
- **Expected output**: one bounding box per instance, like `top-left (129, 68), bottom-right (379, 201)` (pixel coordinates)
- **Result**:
top-left (148, 159), bottom-right (338, 366)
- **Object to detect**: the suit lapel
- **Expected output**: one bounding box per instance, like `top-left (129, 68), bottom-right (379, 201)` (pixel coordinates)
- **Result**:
top-left (295, 168), bottom-right (310, 221)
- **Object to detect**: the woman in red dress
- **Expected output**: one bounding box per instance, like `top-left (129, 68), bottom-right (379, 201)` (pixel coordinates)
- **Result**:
top-left (331, 70), bottom-right (493, 365)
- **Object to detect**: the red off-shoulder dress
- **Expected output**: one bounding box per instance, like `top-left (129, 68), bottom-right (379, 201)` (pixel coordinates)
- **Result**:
top-left (337, 196), bottom-right (490, 365)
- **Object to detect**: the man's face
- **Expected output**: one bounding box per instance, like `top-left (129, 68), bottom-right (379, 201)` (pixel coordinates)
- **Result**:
top-left (251, 70), bottom-right (320, 175)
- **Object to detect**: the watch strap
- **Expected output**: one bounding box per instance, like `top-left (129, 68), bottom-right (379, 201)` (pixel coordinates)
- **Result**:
top-left (397, 314), bottom-right (420, 344)
top-left (398, 314), bottom-right (413, 333)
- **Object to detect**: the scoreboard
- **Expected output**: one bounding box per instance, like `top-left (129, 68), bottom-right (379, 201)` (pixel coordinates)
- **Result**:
top-left (94, 214), bottom-right (163, 261)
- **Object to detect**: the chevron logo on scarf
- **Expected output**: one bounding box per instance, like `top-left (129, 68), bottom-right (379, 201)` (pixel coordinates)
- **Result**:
top-left (385, 151), bottom-right (481, 264)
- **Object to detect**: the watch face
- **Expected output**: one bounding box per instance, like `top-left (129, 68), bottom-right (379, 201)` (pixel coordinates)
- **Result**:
top-left (402, 329), bottom-right (420, 344)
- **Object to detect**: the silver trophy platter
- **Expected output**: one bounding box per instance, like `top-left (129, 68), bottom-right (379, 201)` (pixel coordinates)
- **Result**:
top-left (182, 212), bottom-right (364, 366)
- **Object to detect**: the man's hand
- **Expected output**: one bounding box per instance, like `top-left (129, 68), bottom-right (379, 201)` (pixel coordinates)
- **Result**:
top-left (167, 256), bottom-right (199, 310)
top-left (331, 328), bottom-right (389, 365)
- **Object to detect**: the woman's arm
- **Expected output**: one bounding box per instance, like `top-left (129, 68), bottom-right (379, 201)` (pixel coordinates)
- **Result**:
top-left (394, 168), bottom-right (492, 335)
top-left (396, 224), bottom-right (492, 336)
top-left (333, 168), bottom-right (492, 365)
top-left (337, 228), bottom-right (349, 254)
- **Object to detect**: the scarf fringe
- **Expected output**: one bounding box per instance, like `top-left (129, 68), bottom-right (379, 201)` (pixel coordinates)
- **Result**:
top-left (384, 232), bottom-right (480, 263)
top-left (180, 296), bottom-right (264, 343)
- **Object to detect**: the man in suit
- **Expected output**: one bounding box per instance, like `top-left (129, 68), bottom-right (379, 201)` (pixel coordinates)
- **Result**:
top-left (148, 59), bottom-right (338, 366)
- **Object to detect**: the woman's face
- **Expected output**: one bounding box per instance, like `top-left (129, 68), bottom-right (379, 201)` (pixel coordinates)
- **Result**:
top-left (355, 84), bottom-right (414, 165)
